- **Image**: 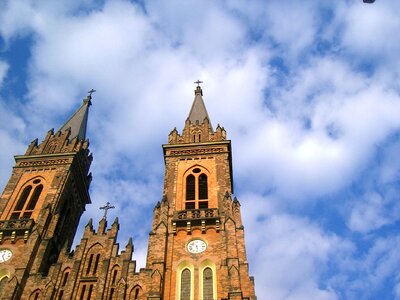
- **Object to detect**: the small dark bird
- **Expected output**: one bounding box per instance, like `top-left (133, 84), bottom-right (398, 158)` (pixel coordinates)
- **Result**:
top-left (363, 0), bottom-right (375, 3)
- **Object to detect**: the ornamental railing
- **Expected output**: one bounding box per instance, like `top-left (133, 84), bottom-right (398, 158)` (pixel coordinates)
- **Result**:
top-left (172, 208), bottom-right (220, 233)
top-left (0, 218), bottom-right (35, 242)
top-left (174, 208), bottom-right (219, 221)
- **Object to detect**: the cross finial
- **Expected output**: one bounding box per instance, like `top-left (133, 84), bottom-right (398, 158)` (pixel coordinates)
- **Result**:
top-left (99, 202), bottom-right (115, 219)
top-left (88, 89), bottom-right (96, 98)
top-left (194, 80), bottom-right (203, 87)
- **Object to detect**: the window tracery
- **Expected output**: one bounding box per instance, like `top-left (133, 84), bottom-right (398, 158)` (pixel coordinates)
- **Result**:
top-left (184, 168), bottom-right (209, 210)
top-left (10, 179), bottom-right (44, 220)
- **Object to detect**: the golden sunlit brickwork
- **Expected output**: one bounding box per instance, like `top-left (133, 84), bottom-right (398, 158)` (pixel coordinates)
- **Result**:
top-left (0, 87), bottom-right (256, 299)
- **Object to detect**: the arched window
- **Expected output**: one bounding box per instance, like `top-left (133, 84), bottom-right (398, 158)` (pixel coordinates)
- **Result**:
top-left (203, 267), bottom-right (213, 300)
top-left (180, 268), bottom-right (191, 300)
top-left (57, 270), bottom-right (69, 300)
top-left (15, 186), bottom-right (32, 211)
top-left (186, 175), bottom-right (196, 209)
top-left (11, 179), bottom-right (44, 220)
top-left (129, 286), bottom-right (142, 300)
top-left (184, 168), bottom-right (209, 210)
top-left (108, 266), bottom-right (120, 300)
top-left (26, 185), bottom-right (43, 210)
top-left (186, 175), bottom-right (195, 201)
top-left (86, 254), bottom-right (94, 275)
top-left (93, 254), bottom-right (100, 274)
top-left (29, 290), bottom-right (42, 300)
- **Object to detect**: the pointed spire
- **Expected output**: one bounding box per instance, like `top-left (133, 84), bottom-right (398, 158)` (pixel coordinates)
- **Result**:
top-left (187, 81), bottom-right (211, 126)
top-left (58, 92), bottom-right (93, 141)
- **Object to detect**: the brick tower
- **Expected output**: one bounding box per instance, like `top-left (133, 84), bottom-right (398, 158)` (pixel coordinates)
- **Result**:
top-left (0, 86), bottom-right (256, 299)
top-left (147, 84), bottom-right (257, 299)
top-left (0, 95), bottom-right (93, 299)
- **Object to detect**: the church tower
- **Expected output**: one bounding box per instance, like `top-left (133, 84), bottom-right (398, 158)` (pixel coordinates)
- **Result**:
top-left (0, 95), bottom-right (93, 299)
top-left (147, 84), bottom-right (256, 299)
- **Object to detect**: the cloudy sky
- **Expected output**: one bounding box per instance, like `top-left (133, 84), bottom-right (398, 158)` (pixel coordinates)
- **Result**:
top-left (1, 0), bottom-right (400, 299)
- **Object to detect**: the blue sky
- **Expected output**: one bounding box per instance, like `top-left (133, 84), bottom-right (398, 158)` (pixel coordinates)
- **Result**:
top-left (1, 0), bottom-right (400, 299)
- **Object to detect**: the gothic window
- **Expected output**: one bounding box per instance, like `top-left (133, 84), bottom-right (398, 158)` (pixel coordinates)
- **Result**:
top-left (129, 286), bottom-right (142, 300)
top-left (29, 290), bottom-right (42, 300)
top-left (93, 253), bottom-right (100, 274)
top-left (180, 268), bottom-right (191, 300)
top-left (11, 179), bottom-right (44, 220)
top-left (134, 288), bottom-right (139, 300)
top-left (86, 254), bottom-right (94, 275)
top-left (57, 270), bottom-right (69, 300)
top-left (185, 168), bottom-right (209, 210)
top-left (26, 185), bottom-right (43, 210)
top-left (108, 266), bottom-right (120, 300)
top-left (186, 175), bottom-right (195, 200)
top-left (203, 267), bottom-right (213, 300)
top-left (79, 285), bottom-right (86, 300)
top-left (15, 186), bottom-right (32, 211)
top-left (87, 284), bottom-right (93, 299)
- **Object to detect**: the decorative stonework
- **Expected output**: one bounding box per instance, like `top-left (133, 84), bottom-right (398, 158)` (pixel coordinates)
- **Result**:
top-left (0, 218), bottom-right (34, 233)
top-left (169, 147), bottom-right (224, 156)
top-left (18, 159), bottom-right (71, 167)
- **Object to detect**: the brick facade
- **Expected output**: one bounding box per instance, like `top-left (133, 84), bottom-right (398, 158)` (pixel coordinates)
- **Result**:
top-left (0, 88), bottom-right (256, 299)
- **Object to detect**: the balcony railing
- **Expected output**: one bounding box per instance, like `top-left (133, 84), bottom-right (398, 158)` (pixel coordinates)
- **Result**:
top-left (0, 218), bottom-right (34, 231)
top-left (174, 208), bottom-right (219, 221)
top-left (172, 208), bottom-right (220, 233)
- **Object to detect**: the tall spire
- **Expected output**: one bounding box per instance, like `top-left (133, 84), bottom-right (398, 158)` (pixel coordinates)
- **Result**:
top-left (58, 93), bottom-right (92, 141)
top-left (187, 82), bottom-right (211, 126)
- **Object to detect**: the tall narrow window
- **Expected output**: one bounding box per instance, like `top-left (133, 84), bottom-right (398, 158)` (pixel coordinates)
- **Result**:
top-left (79, 285), bottom-right (86, 300)
top-left (15, 186), bottom-right (32, 211)
top-left (112, 270), bottom-right (118, 285)
top-left (184, 168), bottom-right (209, 210)
top-left (203, 267), bottom-right (214, 300)
top-left (93, 254), bottom-right (100, 274)
top-left (26, 185), bottom-right (43, 210)
top-left (58, 271), bottom-right (69, 300)
top-left (109, 288), bottom-right (114, 300)
top-left (87, 284), bottom-right (93, 300)
top-left (86, 254), bottom-right (94, 275)
top-left (186, 175), bottom-right (195, 200)
top-left (198, 174), bottom-right (208, 198)
top-left (186, 174), bottom-right (196, 209)
top-left (11, 179), bottom-right (44, 220)
top-left (134, 289), bottom-right (139, 300)
top-left (180, 268), bottom-right (191, 300)
top-left (61, 272), bottom-right (69, 287)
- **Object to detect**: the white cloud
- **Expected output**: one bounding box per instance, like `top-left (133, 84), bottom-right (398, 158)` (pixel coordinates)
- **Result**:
top-left (242, 196), bottom-right (343, 299)
top-left (348, 192), bottom-right (390, 233)
top-left (0, 101), bottom-right (26, 191)
top-left (0, 0), bottom-right (400, 298)
top-left (341, 1), bottom-right (400, 63)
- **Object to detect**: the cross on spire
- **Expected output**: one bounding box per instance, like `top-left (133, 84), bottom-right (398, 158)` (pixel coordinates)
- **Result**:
top-left (88, 89), bottom-right (96, 98)
top-left (99, 202), bottom-right (115, 219)
top-left (194, 80), bottom-right (203, 87)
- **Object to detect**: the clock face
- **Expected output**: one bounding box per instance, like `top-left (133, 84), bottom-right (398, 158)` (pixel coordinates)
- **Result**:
top-left (0, 249), bottom-right (12, 263)
top-left (187, 239), bottom-right (207, 254)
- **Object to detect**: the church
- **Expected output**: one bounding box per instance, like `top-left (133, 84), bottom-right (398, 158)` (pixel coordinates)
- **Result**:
top-left (0, 84), bottom-right (257, 299)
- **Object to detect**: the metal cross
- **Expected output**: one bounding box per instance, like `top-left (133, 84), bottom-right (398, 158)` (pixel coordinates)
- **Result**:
top-left (88, 89), bottom-right (96, 97)
top-left (99, 202), bottom-right (115, 219)
top-left (194, 80), bottom-right (203, 87)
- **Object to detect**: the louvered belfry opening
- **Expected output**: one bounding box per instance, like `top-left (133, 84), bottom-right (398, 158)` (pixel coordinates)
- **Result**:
top-left (185, 168), bottom-right (209, 210)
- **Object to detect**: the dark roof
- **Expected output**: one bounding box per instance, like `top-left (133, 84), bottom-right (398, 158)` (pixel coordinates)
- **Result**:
top-left (58, 97), bottom-right (91, 141)
top-left (187, 86), bottom-right (211, 125)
